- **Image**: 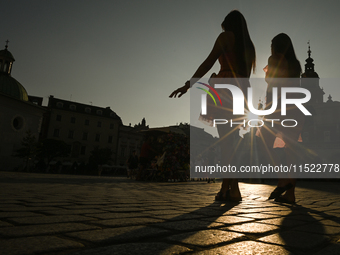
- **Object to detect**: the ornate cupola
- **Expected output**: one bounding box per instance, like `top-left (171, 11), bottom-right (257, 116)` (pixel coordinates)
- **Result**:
top-left (0, 40), bottom-right (15, 75)
top-left (302, 42), bottom-right (319, 78)
top-left (0, 41), bottom-right (28, 101)
top-left (301, 42), bottom-right (324, 104)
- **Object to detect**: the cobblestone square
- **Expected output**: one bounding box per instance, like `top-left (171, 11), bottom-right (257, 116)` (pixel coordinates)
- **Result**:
top-left (1, 171), bottom-right (340, 254)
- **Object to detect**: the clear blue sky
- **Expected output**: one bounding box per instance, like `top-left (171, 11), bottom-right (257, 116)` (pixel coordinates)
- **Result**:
top-left (2, 0), bottom-right (340, 135)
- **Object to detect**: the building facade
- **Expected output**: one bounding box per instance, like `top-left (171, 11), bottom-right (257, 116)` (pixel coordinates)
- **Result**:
top-left (42, 96), bottom-right (122, 164)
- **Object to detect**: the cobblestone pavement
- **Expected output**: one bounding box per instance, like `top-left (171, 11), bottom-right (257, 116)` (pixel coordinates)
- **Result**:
top-left (1, 172), bottom-right (340, 255)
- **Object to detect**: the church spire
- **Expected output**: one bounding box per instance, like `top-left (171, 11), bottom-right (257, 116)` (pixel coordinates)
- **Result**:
top-left (302, 41), bottom-right (319, 78)
top-left (301, 41), bottom-right (323, 104)
top-left (307, 41), bottom-right (311, 58)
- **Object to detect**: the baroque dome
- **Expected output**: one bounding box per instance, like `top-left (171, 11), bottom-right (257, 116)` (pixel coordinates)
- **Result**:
top-left (0, 73), bottom-right (28, 101)
top-left (0, 43), bottom-right (28, 101)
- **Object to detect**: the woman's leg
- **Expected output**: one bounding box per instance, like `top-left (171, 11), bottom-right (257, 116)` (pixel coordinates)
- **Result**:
top-left (216, 124), bottom-right (241, 201)
top-left (276, 113), bottom-right (304, 203)
top-left (258, 122), bottom-right (294, 199)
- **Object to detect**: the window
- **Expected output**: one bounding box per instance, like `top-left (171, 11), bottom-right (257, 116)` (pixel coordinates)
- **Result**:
top-left (96, 110), bottom-right (102, 115)
top-left (68, 130), bottom-right (74, 139)
top-left (110, 123), bottom-right (114, 129)
top-left (108, 135), bottom-right (113, 144)
top-left (3, 62), bottom-right (8, 73)
top-left (56, 115), bottom-right (62, 121)
top-left (57, 102), bottom-right (63, 108)
top-left (82, 132), bottom-right (88, 141)
top-left (85, 107), bottom-right (91, 113)
top-left (71, 117), bottom-right (76, 124)
top-left (121, 147), bottom-right (125, 157)
top-left (85, 119), bottom-right (89, 126)
top-left (53, 129), bottom-right (60, 138)
top-left (70, 104), bottom-right (76, 110)
top-left (12, 116), bottom-right (24, 130)
top-left (80, 146), bottom-right (86, 155)
top-left (95, 134), bottom-right (100, 142)
top-left (97, 121), bottom-right (102, 127)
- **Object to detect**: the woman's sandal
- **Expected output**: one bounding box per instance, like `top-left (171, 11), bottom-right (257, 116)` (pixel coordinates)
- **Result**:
top-left (215, 190), bottom-right (230, 201)
top-left (268, 183), bottom-right (293, 200)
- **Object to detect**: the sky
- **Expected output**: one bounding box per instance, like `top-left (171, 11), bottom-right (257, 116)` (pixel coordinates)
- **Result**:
top-left (2, 0), bottom-right (340, 137)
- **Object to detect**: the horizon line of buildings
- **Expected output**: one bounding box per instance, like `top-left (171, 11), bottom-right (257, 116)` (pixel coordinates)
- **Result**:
top-left (0, 43), bottom-right (210, 171)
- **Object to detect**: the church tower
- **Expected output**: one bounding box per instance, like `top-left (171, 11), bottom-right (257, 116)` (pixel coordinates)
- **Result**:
top-left (301, 42), bottom-right (324, 104)
top-left (0, 41), bottom-right (29, 101)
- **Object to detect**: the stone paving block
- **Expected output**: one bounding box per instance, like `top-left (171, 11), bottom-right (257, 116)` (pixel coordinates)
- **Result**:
top-left (256, 218), bottom-right (305, 228)
top-left (320, 219), bottom-right (340, 227)
top-left (8, 215), bottom-right (96, 225)
top-left (149, 213), bottom-right (204, 221)
top-left (226, 208), bottom-right (277, 214)
top-left (0, 222), bottom-right (100, 237)
top-left (202, 216), bottom-right (254, 225)
top-left (284, 214), bottom-right (321, 222)
top-left (85, 212), bottom-right (150, 220)
top-left (0, 205), bottom-right (30, 212)
top-left (191, 208), bottom-right (235, 217)
top-left (0, 220), bottom-right (12, 227)
top-left (23, 202), bottom-right (73, 207)
top-left (71, 242), bottom-right (191, 255)
top-left (42, 209), bottom-right (107, 215)
top-left (143, 206), bottom-right (184, 210)
top-left (259, 230), bottom-right (329, 249)
top-left (0, 200), bottom-right (22, 204)
top-left (77, 201), bottom-right (111, 205)
top-left (67, 225), bottom-right (170, 243)
top-left (322, 210), bottom-right (340, 219)
top-left (0, 212), bottom-right (44, 218)
top-left (192, 240), bottom-right (291, 254)
top-left (0, 236), bottom-right (83, 255)
top-left (61, 205), bottom-right (110, 210)
top-left (142, 209), bottom-right (189, 215)
top-left (261, 210), bottom-right (292, 216)
top-left (153, 219), bottom-right (224, 231)
top-left (292, 223), bottom-right (340, 235)
top-left (305, 212), bottom-right (330, 221)
top-left (91, 217), bottom-right (164, 227)
top-left (174, 204), bottom-right (206, 209)
top-left (5, 206), bottom-right (61, 212)
top-left (237, 213), bottom-right (280, 220)
top-left (166, 229), bottom-right (244, 246)
top-left (225, 222), bottom-right (279, 234)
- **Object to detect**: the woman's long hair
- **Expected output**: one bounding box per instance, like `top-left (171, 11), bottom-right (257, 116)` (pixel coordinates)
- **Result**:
top-left (271, 33), bottom-right (302, 77)
top-left (222, 10), bottom-right (256, 77)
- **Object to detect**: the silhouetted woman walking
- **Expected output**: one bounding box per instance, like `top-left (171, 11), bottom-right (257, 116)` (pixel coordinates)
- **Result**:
top-left (170, 10), bottom-right (256, 202)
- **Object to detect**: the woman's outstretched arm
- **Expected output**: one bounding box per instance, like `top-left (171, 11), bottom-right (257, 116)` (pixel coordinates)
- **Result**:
top-left (169, 31), bottom-right (234, 98)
